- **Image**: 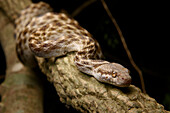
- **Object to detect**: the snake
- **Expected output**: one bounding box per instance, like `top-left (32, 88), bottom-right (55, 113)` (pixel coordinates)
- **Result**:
top-left (15, 2), bottom-right (131, 87)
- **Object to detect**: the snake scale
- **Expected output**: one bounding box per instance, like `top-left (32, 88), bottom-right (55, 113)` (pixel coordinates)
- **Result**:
top-left (15, 2), bottom-right (131, 87)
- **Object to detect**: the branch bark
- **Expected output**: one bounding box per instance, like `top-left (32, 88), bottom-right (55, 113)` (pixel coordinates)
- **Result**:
top-left (0, 0), bottom-right (169, 112)
top-left (0, 0), bottom-right (44, 113)
top-left (36, 53), bottom-right (168, 113)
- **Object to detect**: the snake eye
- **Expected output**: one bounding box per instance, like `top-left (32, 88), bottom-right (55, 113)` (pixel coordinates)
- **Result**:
top-left (112, 71), bottom-right (117, 78)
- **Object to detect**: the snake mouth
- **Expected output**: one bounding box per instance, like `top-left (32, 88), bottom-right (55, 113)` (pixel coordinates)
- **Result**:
top-left (118, 78), bottom-right (131, 87)
top-left (112, 76), bottom-right (131, 87)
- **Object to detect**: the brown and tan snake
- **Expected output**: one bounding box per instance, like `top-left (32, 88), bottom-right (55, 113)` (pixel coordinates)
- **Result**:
top-left (15, 2), bottom-right (131, 87)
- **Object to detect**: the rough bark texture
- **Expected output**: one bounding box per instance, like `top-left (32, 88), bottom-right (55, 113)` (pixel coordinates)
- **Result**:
top-left (0, 0), bottom-right (169, 113)
top-left (36, 54), bottom-right (168, 113)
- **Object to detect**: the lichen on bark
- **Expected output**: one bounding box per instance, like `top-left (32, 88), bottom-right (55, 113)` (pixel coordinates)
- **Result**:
top-left (0, 0), bottom-right (169, 112)
top-left (36, 53), bottom-right (168, 112)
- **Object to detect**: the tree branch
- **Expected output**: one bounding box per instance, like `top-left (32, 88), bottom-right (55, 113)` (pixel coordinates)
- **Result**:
top-left (71, 0), bottom-right (97, 17)
top-left (0, 1), bottom-right (44, 113)
top-left (36, 53), bottom-right (168, 112)
top-left (0, 0), bottom-right (169, 112)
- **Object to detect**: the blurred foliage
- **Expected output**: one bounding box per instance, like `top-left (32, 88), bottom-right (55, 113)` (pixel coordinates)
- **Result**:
top-left (97, 20), bottom-right (119, 49)
top-left (0, 0), bottom-right (169, 111)
top-left (163, 94), bottom-right (170, 110)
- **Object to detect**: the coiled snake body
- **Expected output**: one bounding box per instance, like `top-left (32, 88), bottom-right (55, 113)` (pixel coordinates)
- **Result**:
top-left (15, 2), bottom-right (131, 87)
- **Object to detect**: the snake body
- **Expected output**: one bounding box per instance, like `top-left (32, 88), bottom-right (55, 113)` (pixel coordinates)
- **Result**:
top-left (15, 2), bottom-right (131, 87)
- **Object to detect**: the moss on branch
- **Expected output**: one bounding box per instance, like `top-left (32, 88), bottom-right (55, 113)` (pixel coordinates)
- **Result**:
top-left (0, 0), bottom-right (169, 112)
top-left (36, 54), bottom-right (168, 112)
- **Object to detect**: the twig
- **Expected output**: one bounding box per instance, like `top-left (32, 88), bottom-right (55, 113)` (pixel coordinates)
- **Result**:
top-left (71, 0), bottom-right (97, 17)
top-left (100, 0), bottom-right (146, 93)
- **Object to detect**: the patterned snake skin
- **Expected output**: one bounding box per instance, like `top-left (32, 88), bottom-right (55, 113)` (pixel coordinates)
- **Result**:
top-left (15, 2), bottom-right (131, 87)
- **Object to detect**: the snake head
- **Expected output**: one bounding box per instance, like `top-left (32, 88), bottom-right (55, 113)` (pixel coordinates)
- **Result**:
top-left (94, 63), bottom-right (131, 87)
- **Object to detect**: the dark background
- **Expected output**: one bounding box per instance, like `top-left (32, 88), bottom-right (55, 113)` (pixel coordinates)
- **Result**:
top-left (0, 0), bottom-right (169, 112)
